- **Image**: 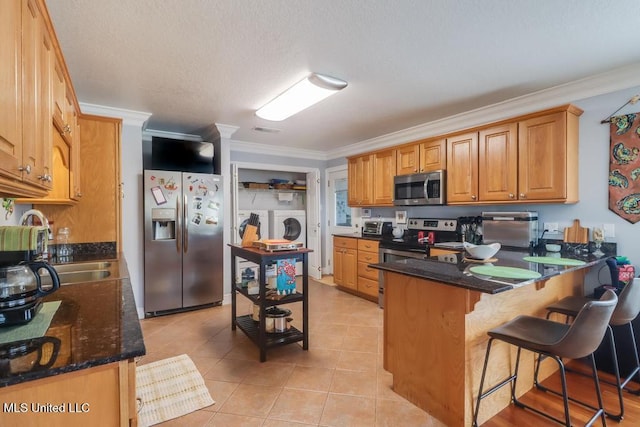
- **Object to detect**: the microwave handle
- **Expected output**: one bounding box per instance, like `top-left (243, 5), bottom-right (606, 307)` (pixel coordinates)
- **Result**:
top-left (423, 176), bottom-right (429, 197)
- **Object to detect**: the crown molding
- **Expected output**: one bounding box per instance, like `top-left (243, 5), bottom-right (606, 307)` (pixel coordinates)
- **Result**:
top-left (230, 138), bottom-right (329, 161)
top-left (327, 62), bottom-right (640, 159)
top-left (79, 102), bottom-right (151, 127)
top-left (215, 123), bottom-right (240, 139)
top-left (142, 129), bottom-right (203, 141)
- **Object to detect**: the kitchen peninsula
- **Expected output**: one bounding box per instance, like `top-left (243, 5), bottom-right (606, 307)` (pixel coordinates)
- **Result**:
top-left (0, 258), bottom-right (145, 427)
top-left (371, 249), bottom-right (610, 427)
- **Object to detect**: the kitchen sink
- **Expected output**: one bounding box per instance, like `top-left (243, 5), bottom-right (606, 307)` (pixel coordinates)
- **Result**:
top-left (52, 261), bottom-right (112, 273)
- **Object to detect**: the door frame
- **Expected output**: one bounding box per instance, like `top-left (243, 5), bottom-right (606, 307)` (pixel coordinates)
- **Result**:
top-left (325, 165), bottom-right (361, 275)
top-left (231, 161), bottom-right (322, 280)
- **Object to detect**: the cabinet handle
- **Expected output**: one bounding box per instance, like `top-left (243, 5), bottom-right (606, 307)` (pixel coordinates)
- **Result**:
top-left (18, 165), bottom-right (32, 174)
top-left (75, 192), bottom-right (83, 198)
top-left (509, 193), bottom-right (514, 199)
top-left (520, 193), bottom-right (526, 199)
top-left (471, 195), bottom-right (477, 200)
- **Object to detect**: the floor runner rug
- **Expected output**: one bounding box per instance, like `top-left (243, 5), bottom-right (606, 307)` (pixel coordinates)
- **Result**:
top-left (136, 354), bottom-right (214, 426)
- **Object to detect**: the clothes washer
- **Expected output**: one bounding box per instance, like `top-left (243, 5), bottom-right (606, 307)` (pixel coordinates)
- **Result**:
top-left (236, 210), bottom-right (270, 283)
top-left (269, 210), bottom-right (306, 275)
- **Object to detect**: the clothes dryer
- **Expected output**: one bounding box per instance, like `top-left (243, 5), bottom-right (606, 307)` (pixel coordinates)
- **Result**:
top-left (269, 210), bottom-right (306, 275)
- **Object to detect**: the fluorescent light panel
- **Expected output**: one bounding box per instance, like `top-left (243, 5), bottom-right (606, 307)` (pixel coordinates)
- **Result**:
top-left (256, 73), bottom-right (347, 121)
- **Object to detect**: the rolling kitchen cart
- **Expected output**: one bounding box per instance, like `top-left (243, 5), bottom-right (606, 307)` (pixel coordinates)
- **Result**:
top-left (229, 244), bottom-right (312, 362)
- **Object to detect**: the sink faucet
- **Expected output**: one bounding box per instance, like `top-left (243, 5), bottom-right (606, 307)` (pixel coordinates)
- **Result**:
top-left (19, 209), bottom-right (50, 229)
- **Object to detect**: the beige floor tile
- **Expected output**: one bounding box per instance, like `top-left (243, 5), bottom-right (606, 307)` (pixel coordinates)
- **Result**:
top-left (268, 388), bottom-right (327, 424)
top-left (205, 412), bottom-right (265, 427)
top-left (375, 399), bottom-right (432, 426)
top-left (376, 370), bottom-right (404, 402)
top-left (319, 393), bottom-right (376, 427)
top-left (340, 335), bottom-right (378, 353)
top-left (219, 383), bottom-right (281, 417)
top-left (156, 408), bottom-right (215, 426)
top-left (329, 369), bottom-right (377, 397)
top-left (201, 379), bottom-right (239, 412)
top-left (263, 418), bottom-right (319, 426)
top-left (190, 356), bottom-right (222, 377)
top-left (285, 366), bottom-right (335, 392)
top-left (241, 361), bottom-right (296, 387)
top-left (204, 358), bottom-right (261, 383)
top-left (336, 350), bottom-right (377, 372)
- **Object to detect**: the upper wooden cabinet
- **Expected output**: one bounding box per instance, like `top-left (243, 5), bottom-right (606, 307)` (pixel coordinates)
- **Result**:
top-left (372, 149), bottom-right (396, 206)
top-left (446, 106), bottom-right (581, 205)
top-left (348, 154), bottom-right (374, 206)
top-left (0, 0), bottom-right (79, 199)
top-left (397, 138), bottom-right (446, 176)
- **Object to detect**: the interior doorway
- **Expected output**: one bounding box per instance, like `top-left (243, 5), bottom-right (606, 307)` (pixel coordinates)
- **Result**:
top-left (325, 165), bottom-right (361, 275)
top-left (231, 162), bottom-right (322, 280)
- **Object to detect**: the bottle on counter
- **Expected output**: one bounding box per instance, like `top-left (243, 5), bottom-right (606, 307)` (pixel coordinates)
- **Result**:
top-left (57, 227), bottom-right (72, 258)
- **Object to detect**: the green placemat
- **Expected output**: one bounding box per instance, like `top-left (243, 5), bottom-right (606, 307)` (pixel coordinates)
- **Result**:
top-left (470, 266), bottom-right (542, 280)
top-left (522, 256), bottom-right (586, 266)
top-left (0, 301), bottom-right (61, 344)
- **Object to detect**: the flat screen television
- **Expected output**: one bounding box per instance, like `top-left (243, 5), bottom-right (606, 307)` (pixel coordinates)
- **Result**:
top-left (150, 137), bottom-right (214, 174)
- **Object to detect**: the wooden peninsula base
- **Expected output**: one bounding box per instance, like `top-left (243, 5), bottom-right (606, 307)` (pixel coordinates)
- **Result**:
top-left (382, 268), bottom-right (587, 427)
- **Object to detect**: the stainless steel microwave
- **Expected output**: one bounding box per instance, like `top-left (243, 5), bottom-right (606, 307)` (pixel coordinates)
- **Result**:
top-left (393, 171), bottom-right (445, 206)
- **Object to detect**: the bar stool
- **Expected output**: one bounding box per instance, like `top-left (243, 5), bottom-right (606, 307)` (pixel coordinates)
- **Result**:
top-left (472, 290), bottom-right (618, 427)
top-left (540, 277), bottom-right (640, 420)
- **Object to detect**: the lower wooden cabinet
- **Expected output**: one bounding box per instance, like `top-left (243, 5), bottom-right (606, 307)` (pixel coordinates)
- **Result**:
top-left (0, 360), bottom-right (137, 427)
top-left (333, 236), bottom-right (380, 302)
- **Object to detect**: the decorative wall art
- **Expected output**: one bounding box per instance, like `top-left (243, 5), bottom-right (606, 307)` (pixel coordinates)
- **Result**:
top-left (608, 111), bottom-right (640, 223)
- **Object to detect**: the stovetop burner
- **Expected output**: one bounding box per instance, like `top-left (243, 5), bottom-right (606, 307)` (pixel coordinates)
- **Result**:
top-left (0, 298), bottom-right (43, 327)
top-left (379, 218), bottom-right (461, 253)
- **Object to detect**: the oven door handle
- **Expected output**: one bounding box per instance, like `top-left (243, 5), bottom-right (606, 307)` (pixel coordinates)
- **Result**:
top-left (379, 247), bottom-right (430, 260)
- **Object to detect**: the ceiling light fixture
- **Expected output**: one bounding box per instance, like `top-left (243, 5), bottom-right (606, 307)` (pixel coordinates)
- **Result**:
top-left (256, 73), bottom-right (348, 121)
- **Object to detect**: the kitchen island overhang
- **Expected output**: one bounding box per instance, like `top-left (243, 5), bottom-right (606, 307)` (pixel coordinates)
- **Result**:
top-left (371, 250), bottom-right (611, 427)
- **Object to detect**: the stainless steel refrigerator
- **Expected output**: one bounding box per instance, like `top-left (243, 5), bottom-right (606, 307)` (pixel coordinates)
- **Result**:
top-left (143, 170), bottom-right (223, 314)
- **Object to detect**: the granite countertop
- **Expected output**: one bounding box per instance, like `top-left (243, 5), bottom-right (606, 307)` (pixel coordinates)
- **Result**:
top-left (371, 248), bottom-right (611, 294)
top-left (0, 256), bottom-right (145, 387)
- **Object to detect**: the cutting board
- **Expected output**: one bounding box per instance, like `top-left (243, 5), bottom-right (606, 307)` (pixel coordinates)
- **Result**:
top-left (563, 219), bottom-right (589, 243)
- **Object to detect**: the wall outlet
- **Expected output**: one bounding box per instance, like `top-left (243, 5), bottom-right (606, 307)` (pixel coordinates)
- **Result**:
top-left (603, 223), bottom-right (615, 238)
top-left (543, 222), bottom-right (559, 233)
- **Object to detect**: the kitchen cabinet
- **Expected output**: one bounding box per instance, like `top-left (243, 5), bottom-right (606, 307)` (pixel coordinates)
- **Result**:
top-left (396, 138), bottom-right (446, 176)
top-left (446, 132), bottom-right (478, 203)
top-left (230, 245), bottom-right (310, 362)
top-left (347, 154), bottom-right (374, 206)
top-left (357, 239), bottom-right (379, 300)
top-left (372, 149), bottom-right (396, 206)
top-left (0, 360), bottom-right (137, 427)
top-left (0, 0), bottom-right (52, 198)
top-left (33, 116), bottom-right (122, 250)
top-left (446, 105), bottom-right (581, 205)
top-left (333, 236), bottom-right (358, 291)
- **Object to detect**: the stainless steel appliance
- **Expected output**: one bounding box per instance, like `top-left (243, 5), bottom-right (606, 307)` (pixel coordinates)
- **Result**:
top-left (393, 170), bottom-right (445, 206)
top-left (482, 211), bottom-right (538, 248)
top-left (362, 221), bottom-right (392, 237)
top-left (378, 218), bottom-right (459, 307)
top-left (143, 170), bottom-right (224, 315)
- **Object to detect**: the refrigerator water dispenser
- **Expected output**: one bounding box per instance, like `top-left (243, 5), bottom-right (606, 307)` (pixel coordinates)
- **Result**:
top-left (152, 208), bottom-right (176, 240)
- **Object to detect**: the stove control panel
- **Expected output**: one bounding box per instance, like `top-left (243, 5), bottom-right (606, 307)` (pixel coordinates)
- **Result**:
top-left (407, 218), bottom-right (457, 231)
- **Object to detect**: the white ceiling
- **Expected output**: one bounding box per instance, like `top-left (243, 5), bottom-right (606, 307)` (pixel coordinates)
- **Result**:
top-left (47, 0), bottom-right (640, 154)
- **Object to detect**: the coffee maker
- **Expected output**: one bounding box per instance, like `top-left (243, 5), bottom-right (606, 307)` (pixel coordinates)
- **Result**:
top-left (0, 227), bottom-right (60, 326)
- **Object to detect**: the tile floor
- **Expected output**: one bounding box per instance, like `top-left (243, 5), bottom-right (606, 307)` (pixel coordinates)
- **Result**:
top-left (139, 277), bottom-right (445, 426)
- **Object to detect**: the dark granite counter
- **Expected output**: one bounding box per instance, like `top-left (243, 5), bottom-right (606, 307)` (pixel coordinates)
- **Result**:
top-left (371, 248), bottom-right (611, 294)
top-left (0, 257), bottom-right (145, 387)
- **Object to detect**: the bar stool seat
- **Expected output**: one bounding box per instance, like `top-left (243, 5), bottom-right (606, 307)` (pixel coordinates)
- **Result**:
top-left (543, 277), bottom-right (640, 420)
top-left (472, 289), bottom-right (618, 427)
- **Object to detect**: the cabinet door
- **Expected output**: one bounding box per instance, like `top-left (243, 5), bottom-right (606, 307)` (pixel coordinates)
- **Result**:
top-left (446, 132), bottom-right (478, 203)
top-left (52, 57), bottom-right (66, 134)
top-left (419, 138), bottom-right (446, 172)
top-left (342, 248), bottom-right (358, 290)
top-left (0, 1), bottom-right (23, 180)
top-left (347, 154), bottom-right (373, 206)
top-left (518, 111), bottom-right (567, 200)
top-left (396, 144), bottom-right (419, 175)
top-left (38, 13), bottom-right (53, 190)
top-left (333, 247), bottom-right (344, 285)
top-left (69, 105), bottom-right (81, 200)
top-left (373, 149), bottom-right (396, 206)
top-left (478, 123), bottom-right (517, 201)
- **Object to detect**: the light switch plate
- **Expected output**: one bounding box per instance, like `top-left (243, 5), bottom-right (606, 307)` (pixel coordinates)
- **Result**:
top-left (603, 223), bottom-right (615, 238)
top-left (543, 222), bottom-right (559, 233)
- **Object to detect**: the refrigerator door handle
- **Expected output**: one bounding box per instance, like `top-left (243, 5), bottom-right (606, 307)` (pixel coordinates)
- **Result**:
top-left (176, 195), bottom-right (181, 253)
top-left (183, 194), bottom-right (189, 253)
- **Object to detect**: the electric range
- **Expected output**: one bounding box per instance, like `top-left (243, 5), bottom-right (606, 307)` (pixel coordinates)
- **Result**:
top-left (378, 218), bottom-right (460, 307)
